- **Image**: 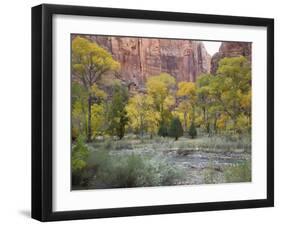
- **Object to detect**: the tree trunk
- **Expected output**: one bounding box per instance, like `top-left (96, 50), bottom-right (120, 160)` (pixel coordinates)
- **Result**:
top-left (203, 107), bottom-right (206, 130)
top-left (213, 115), bottom-right (218, 134)
top-left (192, 105), bottom-right (195, 122)
top-left (183, 111), bottom-right (187, 132)
top-left (140, 116), bottom-right (144, 137)
top-left (87, 95), bottom-right (92, 142)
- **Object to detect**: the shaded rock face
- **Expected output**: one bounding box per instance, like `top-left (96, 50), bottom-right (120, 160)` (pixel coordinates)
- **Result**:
top-left (84, 35), bottom-right (211, 87)
top-left (211, 42), bottom-right (252, 74)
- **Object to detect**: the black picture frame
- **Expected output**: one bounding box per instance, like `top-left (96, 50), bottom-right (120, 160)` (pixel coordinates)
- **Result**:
top-left (32, 3), bottom-right (274, 222)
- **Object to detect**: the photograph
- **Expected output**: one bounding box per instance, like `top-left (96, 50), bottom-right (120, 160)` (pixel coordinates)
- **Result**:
top-left (71, 34), bottom-right (252, 190)
top-left (31, 3), bottom-right (274, 221)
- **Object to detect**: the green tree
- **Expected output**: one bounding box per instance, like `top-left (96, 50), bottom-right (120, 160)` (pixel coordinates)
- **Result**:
top-left (188, 122), bottom-right (197, 139)
top-left (168, 117), bottom-right (184, 141)
top-left (72, 36), bottom-right (120, 141)
top-left (108, 84), bottom-right (129, 139)
top-left (158, 122), bottom-right (168, 137)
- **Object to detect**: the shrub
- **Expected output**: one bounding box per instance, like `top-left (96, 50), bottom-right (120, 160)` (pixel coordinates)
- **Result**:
top-left (224, 160), bottom-right (251, 182)
top-left (82, 152), bottom-right (184, 189)
top-left (158, 122), bottom-right (168, 137)
top-left (71, 136), bottom-right (91, 186)
top-left (72, 149), bottom-right (110, 188)
top-left (204, 168), bottom-right (218, 184)
top-left (104, 154), bottom-right (149, 188)
top-left (168, 117), bottom-right (183, 140)
top-left (203, 162), bottom-right (224, 184)
top-left (71, 136), bottom-right (89, 172)
top-left (188, 122), bottom-right (197, 139)
top-left (72, 167), bottom-right (95, 188)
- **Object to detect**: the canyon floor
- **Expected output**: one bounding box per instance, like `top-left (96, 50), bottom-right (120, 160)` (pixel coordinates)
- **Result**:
top-left (73, 134), bottom-right (251, 190)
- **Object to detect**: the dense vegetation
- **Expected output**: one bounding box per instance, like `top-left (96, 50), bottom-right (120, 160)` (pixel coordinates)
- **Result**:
top-left (71, 36), bottom-right (252, 189)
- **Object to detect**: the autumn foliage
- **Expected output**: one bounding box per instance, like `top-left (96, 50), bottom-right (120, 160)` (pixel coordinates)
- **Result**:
top-left (71, 36), bottom-right (251, 143)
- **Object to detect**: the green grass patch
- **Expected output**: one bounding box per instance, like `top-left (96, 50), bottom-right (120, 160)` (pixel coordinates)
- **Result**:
top-left (224, 160), bottom-right (251, 183)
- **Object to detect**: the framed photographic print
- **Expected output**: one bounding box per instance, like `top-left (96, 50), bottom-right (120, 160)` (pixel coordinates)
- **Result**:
top-left (32, 4), bottom-right (274, 221)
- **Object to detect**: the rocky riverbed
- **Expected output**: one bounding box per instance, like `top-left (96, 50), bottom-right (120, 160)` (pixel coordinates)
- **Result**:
top-left (107, 145), bottom-right (251, 185)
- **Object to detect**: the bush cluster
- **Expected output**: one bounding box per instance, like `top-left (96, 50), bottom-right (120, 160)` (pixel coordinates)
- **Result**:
top-left (72, 150), bottom-right (184, 189)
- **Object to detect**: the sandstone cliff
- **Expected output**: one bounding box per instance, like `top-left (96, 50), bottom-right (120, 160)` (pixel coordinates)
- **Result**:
top-left (211, 42), bottom-right (252, 74)
top-left (84, 35), bottom-right (211, 87)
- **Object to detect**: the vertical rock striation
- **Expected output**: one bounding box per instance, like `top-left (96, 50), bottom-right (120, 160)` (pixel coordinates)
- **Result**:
top-left (83, 35), bottom-right (211, 87)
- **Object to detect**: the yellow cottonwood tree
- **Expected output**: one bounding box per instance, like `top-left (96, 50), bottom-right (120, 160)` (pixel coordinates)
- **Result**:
top-left (176, 81), bottom-right (196, 131)
top-left (72, 36), bottom-right (120, 141)
top-left (146, 73), bottom-right (175, 125)
top-left (91, 103), bottom-right (106, 138)
top-left (196, 74), bottom-right (215, 134)
top-left (126, 94), bottom-right (160, 137)
top-left (90, 84), bottom-right (107, 138)
top-left (210, 56), bottom-right (251, 133)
